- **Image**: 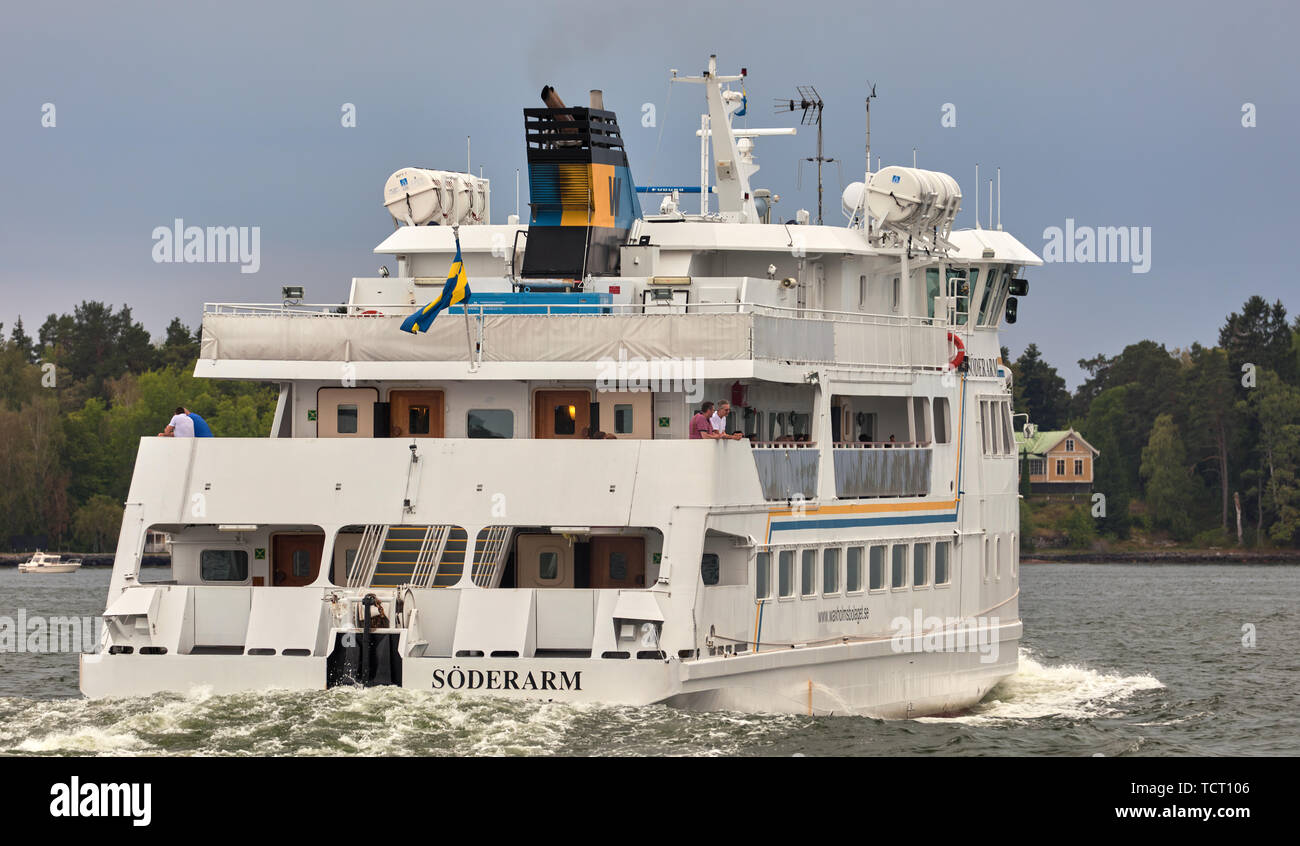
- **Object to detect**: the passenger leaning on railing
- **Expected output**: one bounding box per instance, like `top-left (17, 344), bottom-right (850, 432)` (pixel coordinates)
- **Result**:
top-left (709, 400), bottom-right (745, 441)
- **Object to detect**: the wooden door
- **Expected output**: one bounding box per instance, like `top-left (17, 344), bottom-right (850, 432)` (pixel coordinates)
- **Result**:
top-left (515, 534), bottom-right (575, 588)
top-left (389, 390), bottom-right (444, 438)
top-left (272, 533), bottom-right (325, 587)
top-left (590, 536), bottom-right (645, 589)
top-left (534, 390), bottom-right (590, 439)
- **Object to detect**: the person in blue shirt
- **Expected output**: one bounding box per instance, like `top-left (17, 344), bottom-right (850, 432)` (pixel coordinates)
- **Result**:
top-left (185, 407), bottom-right (214, 437)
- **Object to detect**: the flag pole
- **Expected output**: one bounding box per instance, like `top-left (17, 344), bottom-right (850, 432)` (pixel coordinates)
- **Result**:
top-left (455, 225), bottom-right (477, 372)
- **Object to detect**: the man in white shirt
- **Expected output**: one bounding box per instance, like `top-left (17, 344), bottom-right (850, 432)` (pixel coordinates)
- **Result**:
top-left (160, 406), bottom-right (196, 437)
top-left (709, 401), bottom-right (744, 440)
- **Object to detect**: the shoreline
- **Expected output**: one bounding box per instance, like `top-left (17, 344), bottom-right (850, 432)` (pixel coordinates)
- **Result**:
top-left (1023, 548), bottom-right (1300, 564)
top-left (0, 554), bottom-right (170, 568)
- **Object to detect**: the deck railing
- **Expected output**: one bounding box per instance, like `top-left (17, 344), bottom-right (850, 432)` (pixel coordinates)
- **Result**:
top-left (201, 300), bottom-right (950, 371)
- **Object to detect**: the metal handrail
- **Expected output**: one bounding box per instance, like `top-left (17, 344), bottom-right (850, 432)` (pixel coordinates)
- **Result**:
top-left (202, 299), bottom-right (945, 328)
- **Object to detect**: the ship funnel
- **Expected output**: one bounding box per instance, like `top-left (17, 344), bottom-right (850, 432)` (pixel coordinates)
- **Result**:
top-left (520, 86), bottom-right (642, 279)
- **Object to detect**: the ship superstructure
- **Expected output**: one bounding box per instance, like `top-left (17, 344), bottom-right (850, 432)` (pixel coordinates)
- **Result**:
top-left (83, 56), bottom-right (1039, 716)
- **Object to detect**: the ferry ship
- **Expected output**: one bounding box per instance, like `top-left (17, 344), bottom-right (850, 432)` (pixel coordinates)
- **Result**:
top-left (82, 56), bottom-right (1039, 717)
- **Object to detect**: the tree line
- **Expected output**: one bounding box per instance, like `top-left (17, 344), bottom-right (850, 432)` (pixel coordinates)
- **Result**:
top-left (1, 303), bottom-right (278, 552)
top-left (1005, 295), bottom-right (1300, 548)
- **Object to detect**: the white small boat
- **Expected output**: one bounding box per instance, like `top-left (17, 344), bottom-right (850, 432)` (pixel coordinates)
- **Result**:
top-left (18, 551), bottom-right (82, 574)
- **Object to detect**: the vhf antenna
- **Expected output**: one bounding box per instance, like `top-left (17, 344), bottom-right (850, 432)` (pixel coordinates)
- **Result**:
top-left (777, 85), bottom-right (834, 225)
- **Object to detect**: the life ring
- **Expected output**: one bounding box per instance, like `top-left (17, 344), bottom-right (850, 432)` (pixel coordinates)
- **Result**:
top-left (947, 332), bottom-right (966, 370)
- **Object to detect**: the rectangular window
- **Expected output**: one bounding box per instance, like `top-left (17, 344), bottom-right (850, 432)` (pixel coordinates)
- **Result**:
top-left (977, 266), bottom-right (1001, 325)
top-left (609, 552), bottom-right (628, 581)
top-left (200, 549), bottom-right (248, 582)
top-left (613, 404), bottom-right (634, 434)
top-left (1029, 458), bottom-right (1045, 475)
top-left (778, 550), bottom-right (795, 598)
top-left (913, 542), bottom-right (929, 587)
top-left (934, 397), bottom-right (951, 444)
top-left (467, 409), bottom-right (513, 439)
top-left (337, 404), bottom-right (358, 434)
top-left (1065, 439), bottom-right (1075, 452)
top-left (701, 553), bottom-right (720, 586)
top-left (994, 536), bottom-right (1001, 578)
top-left (935, 541), bottom-right (951, 585)
top-left (292, 549), bottom-right (312, 579)
top-left (1074, 459), bottom-right (1084, 476)
top-left (554, 403), bottom-right (577, 436)
top-left (846, 547), bottom-right (864, 592)
top-left (858, 274), bottom-right (867, 308)
top-left (891, 276), bottom-right (900, 312)
top-left (801, 549), bottom-right (817, 597)
top-left (1001, 402), bottom-right (1014, 455)
top-left (1056, 459), bottom-right (1066, 476)
top-left (925, 268), bottom-right (941, 319)
top-left (823, 547), bottom-right (840, 595)
top-left (891, 544), bottom-right (907, 589)
top-left (955, 269), bottom-right (976, 325)
top-left (869, 545), bottom-right (886, 590)
top-left (539, 551), bottom-right (559, 581)
top-left (409, 405), bottom-right (432, 435)
top-left (981, 401), bottom-right (991, 455)
top-left (912, 397), bottom-right (929, 444)
top-left (983, 537), bottom-right (991, 581)
top-left (756, 551), bottom-right (771, 600)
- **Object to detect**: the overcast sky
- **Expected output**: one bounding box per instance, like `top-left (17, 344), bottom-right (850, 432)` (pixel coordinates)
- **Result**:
top-left (2, 0), bottom-right (1295, 386)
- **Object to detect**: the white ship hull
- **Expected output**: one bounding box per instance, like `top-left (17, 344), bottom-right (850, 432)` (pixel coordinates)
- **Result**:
top-left (82, 620), bottom-right (1019, 717)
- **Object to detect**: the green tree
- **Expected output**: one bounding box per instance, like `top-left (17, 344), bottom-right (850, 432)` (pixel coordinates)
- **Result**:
top-left (1249, 371), bottom-right (1300, 545)
top-left (1013, 343), bottom-right (1070, 429)
top-left (1140, 414), bottom-right (1197, 540)
top-left (72, 494), bottom-right (124, 553)
top-left (1220, 296), bottom-right (1294, 385)
top-left (1081, 385), bottom-right (1134, 538)
top-left (1183, 345), bottom-right (1238, 531)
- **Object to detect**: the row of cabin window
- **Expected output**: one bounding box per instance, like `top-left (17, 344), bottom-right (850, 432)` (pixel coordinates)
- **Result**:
top-left (981, 398), bottom-right (1015, 456)
top-left (1028, 458), bottom-right (1086, 475)
top-left (981, 533), bottom-right (1018, 581)
top-left (754, 540), bottom-right (953, 601)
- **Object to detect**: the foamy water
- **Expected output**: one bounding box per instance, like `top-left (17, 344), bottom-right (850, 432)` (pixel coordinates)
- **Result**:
top-left (1, 564), bottom-right (1296, 756)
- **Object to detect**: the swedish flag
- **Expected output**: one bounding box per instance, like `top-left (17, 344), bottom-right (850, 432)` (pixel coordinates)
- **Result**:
top-left (400, 235), bottom-right (471, 334)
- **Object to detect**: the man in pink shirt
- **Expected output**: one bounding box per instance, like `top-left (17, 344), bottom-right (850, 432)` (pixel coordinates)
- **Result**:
top-left (689, 402), bottom-right (718, 439)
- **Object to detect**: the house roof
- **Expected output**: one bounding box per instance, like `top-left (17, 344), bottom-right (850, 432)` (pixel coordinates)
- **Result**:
top-left (1014, 428), bottom-right (1099, 457)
